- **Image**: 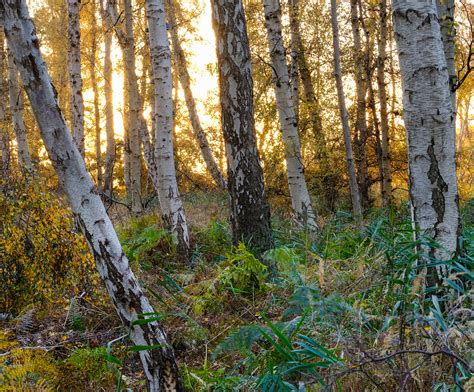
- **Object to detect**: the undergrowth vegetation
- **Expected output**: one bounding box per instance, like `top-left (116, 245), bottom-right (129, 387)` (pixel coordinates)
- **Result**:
top-left (0, 179), bottom-right (99, 313)
top-left (0, 184), bottom-right (472, 391)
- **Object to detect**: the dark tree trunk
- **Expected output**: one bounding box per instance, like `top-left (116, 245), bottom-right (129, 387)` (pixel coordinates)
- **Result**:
top-left (211, 0), bottom-right (273, 254)
top-left (350, 0), bottom-right (370, 209)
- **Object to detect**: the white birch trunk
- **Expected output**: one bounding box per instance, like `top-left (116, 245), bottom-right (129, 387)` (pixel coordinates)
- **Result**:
top-left (122, 0), bottom-right (142, 214)
top-left (263, 0), bottom-right (317, 230)
top-left (392, 0), bottom-right (460, 284)
top-left (100, 0), bottom-right (116, 197)
top-left (122, 67), bottom-right (131, 196)
top-left (377, 0), bottom-right (393, 207)
top-left (90, 1), bottom-right (102, 192)
top-left (145, 0), bottom-right (190, 251)
top-left (105, 0), bottom-right (142, 214)
top-left (166, 0), bottom-right (227, 190)
top-left (0, 22), bottom-right (10, 176)
top-left (1, 1), bottom-right (183, 389)
top-left (7, 48), bottom-right (32, 175)
top-left (330, 0), bottom-right (363, 221)
top-left (67, 0), bottom-right (85, 157)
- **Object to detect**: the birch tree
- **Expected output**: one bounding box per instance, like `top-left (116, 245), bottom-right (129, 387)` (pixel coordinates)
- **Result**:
top-left (90, 0), bottom-right (102, 192)
top-left (287, 0), bottom-right (322, 137)
top-left (350, 0), bottom-right (370, 208)
top-left (122, 0), bottom-right (142, 214)
top-left (263, 0), bottom-right (317, 230)
top-left (330, 0), bottom-right (362, 221)
top-left (166, 0), bottom-right (226, 190)
top-left (287, 0), bottom-right (300, 121)
top-left (105, 0), bottom-right (142, 214)
top-left (100, 0), bottom-right (115, 197)
top-left (67, 0), bottom-right (85, 157)
top-left (211, 0), bottom-right (273, 253)
top-left (392, 0), bottom-right (460, 286)
top-left (376, 0), bottom-right (392, 206)
top-left (0, 21), bottom-right (9, 176)
top-left (145, 0), bottom-right (190, 251)
top-left (0, 1), bottom-right (183, 389)
top-left (7, 49), bottom-right (32, 175)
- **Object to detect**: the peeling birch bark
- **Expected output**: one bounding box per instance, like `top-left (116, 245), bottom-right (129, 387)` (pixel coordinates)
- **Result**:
top-left (0, 1), bottom-right (183, 389)
top-left (7, 48), bottom-right (32, 175)
top-left (145, 0), bottom-right (190, 251)
top-left (330, 0), bottom-right (363, 221)
top-left (166, 0), bottom-right (227, 190)
top-left (67, 0), bottom-right (85, 157)
top-left (392, 0), bottom-right (460, 285)
top-left (263, 0), bottom-right (317, 230)
top-left (211, 0), bottom-right (273, 254)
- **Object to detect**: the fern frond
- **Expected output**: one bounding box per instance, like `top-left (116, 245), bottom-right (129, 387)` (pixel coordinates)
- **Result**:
top-left (212, 325), bottom-right (262, 359)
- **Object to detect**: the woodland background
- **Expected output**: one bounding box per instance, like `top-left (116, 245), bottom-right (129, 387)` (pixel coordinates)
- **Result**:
top-left (0, 0), bottom-right (473, 390)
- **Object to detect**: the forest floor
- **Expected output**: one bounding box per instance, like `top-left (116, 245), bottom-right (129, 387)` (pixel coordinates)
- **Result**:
top-left (0, 191), bottom-right (473, 391)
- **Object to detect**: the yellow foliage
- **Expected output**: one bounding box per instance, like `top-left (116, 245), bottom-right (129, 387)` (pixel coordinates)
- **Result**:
top-left (0, 332), bottom-right (115, 391)
top-left (0, 348), bottom-right (58, 391)
top-left (0, 178), bottom-right (99, 313)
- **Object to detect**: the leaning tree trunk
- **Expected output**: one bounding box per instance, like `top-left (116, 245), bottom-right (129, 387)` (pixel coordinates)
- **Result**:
top-left (67, 0), bottom-right (85, 157)
top-left (330, 0), bottom-right (363, 221)
top-left (263, 0), bottom-right (317, 230)
top-left (7, 49), bottom-right (32, 175)
top-left (1, 1), bottom-right (183, 390)
top-left (145, 0), bottom-right (190, 251)
top-left (376, 0), bottom-right (393, 207)
top-left (100, 0), bottom-right (116, 198)
top-left (166, 0), bottom-right (226, 190)
top-left (392, 0), bottom-right (460, 286)
top-left (211, 0), bottom-right (273, 254)
top-left (350, 0), bottom-right (370, 209)
top-left (0, 21), bottom-right (10, 177)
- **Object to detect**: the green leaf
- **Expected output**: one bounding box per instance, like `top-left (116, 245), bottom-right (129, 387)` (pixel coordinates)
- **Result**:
top-left (259, 328), bottom-right (295, 361)
top-left (132, 315), bottom-right (164, 326)
top-left (103, 354), bottom-right (122, 365)
top-left (444, 278), bottom-right (464, 293)
top-left (260, 313), bottom-right (293, 351)
top-left (296, 335), bottom-right (339, 363)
